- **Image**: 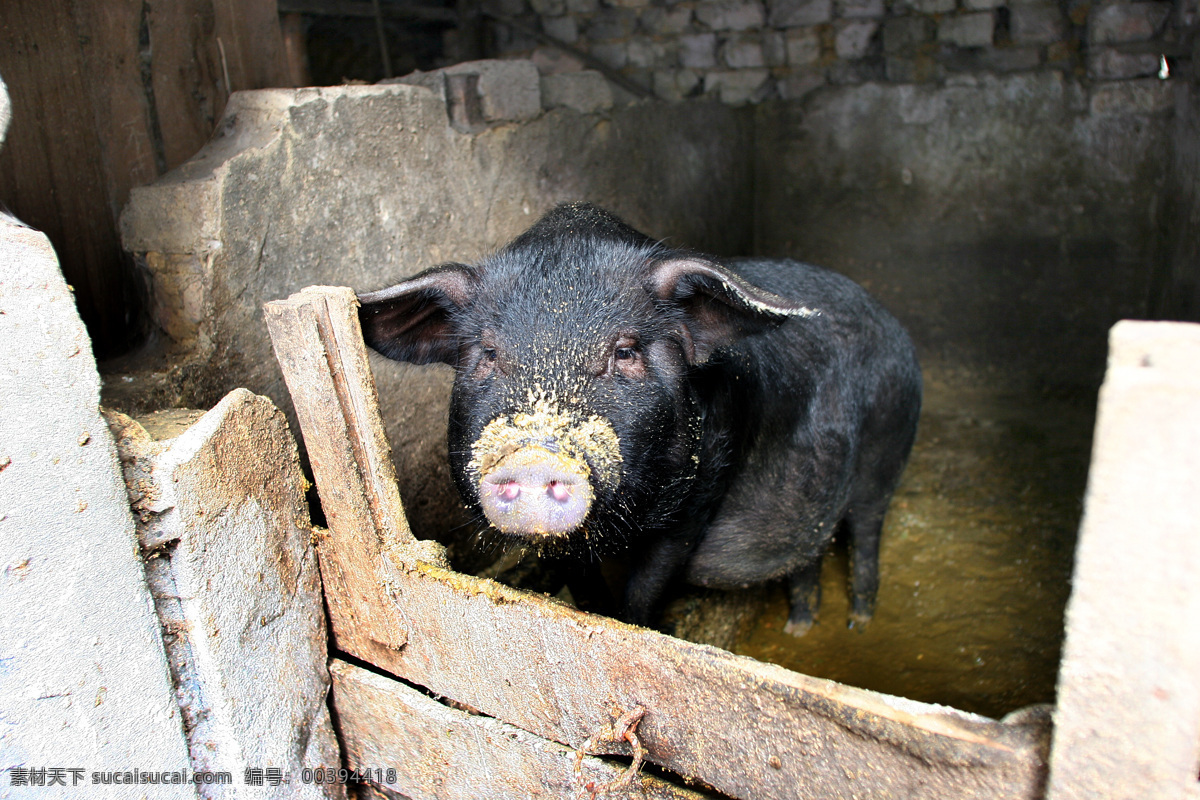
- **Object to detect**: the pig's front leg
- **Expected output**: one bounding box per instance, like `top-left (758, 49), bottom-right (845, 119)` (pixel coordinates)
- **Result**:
top-left (622, 530), bottom-right (701, 628)
top-left (562, 558), bottom-right (617, 617)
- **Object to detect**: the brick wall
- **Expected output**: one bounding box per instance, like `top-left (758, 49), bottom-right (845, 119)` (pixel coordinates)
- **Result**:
top-left (488, 0), bottom-right (1194, 103)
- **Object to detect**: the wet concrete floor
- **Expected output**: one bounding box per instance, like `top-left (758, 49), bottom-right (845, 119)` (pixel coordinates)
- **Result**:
top-left (666, 366), bottom-right (1097, 720)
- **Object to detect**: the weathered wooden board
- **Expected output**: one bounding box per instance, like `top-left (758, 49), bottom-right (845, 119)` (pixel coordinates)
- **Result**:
top-left (0, 0), bottom-right (143, 355)
top-left (265, 286), bottom-right (448, 654)
top-left (331, 658), bottom-right (711, 800)
top-left (147, 0), bottom-right (293, 169)
top-left (0, 0), bottom-right (291, 356)
top-left (265, 286), bottom-right (1052, 800)
top-left (334, 560), bottom-right (1051, 800)
top-left (278, 0), bottom-right (459, 22)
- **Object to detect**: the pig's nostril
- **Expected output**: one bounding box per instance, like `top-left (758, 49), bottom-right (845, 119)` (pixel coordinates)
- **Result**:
top-left (497, 482), bottom-right (521, 502)
top-left (547, 481), bottom-right (571, 503)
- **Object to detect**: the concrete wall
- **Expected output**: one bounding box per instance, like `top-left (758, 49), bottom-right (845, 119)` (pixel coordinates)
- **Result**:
top-left (755, 72), bottom-right (1173, 391)
top-left (1, 208), bottom-right (342, 796)
top-left (1046, 321), bottom-right (1200, 799)
top-left (115, 72), bottom-right (755, 552)
top-left (106, 392), bottom-right (343, 800)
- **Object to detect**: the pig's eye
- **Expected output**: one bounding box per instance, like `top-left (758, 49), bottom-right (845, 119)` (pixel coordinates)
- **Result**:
top-left (611, 337), bottom-right (645, 379)
top-left (472, 339), bottom-right (500, 379)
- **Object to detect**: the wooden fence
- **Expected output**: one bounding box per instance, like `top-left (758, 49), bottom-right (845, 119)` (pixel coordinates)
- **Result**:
top-left (264, 285), bottom-right (1050, 800)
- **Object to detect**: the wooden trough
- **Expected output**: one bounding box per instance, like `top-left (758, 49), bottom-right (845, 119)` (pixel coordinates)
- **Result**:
top-left (264, 286), bottom-right (1052, 800)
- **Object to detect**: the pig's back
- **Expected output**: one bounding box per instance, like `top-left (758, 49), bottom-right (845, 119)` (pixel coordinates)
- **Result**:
top-left (680, 256), bottom-right (921, 586)
top-left (723, 256), bottom-right (918, 393)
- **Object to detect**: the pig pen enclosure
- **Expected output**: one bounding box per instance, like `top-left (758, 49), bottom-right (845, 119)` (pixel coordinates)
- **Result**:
top-left (12, 37), bottom-right (1195, 798)
top-left (95, 66), bottom-right (1200, 798)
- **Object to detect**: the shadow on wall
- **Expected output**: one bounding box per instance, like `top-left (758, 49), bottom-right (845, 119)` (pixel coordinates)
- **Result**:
top-left (755, 72), bottom-right (1179, 395)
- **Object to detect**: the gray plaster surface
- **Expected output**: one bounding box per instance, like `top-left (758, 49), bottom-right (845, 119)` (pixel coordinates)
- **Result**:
top-left (0, 216), bottom-right (194, 797)
top-left (755, 72), bottom-right (1173, 392)
top-left (541, 70), bottom-right (615, 113)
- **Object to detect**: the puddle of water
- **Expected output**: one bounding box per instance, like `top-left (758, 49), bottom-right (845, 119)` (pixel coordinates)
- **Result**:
top-left (683, 369), bottom-right (1095, 719)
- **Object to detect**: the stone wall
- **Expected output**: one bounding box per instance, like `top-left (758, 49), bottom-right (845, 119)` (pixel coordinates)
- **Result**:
top-left (492, 0), bottom-right (1192, 104)
top-left (754, 71), bottom-right (1174, 390)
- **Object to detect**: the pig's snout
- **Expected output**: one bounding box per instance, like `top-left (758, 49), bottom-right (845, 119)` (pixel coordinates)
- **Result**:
top-left (478, 446), bottom-right (594, 537)
top-left (468, 395), bottom-right (622, 538)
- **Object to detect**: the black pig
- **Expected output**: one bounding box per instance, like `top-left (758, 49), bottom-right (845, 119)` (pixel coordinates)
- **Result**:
top-left (358, 203), bottom-right (921, 634)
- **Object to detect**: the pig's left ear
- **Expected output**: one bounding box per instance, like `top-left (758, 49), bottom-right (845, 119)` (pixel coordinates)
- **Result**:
top-left (357, 264), bottom-right (476, 365)
top-left (646, 257), bottom-right (817, 364)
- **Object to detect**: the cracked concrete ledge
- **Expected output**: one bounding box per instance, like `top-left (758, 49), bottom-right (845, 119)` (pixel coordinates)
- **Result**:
top-left (0, 214), bottom-right (194, 799)
top-left (1047, 320), bottom-right (1200, 800)
top-left (106, 390), bottom-right (344, 800)
top-left (1, 210), bottom-right (341, 798)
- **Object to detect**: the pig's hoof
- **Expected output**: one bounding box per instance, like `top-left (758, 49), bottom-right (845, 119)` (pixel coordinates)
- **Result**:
top-left (783, 616), bottom-right (814, 638)
top-left (847, 611), bottom-right (873, 631)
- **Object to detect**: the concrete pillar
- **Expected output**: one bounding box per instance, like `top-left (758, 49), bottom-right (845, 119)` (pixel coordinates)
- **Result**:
top-left (0, 214), bottom-right (194, 797)
top-left (1047, 321), bottom-right (1200, 800)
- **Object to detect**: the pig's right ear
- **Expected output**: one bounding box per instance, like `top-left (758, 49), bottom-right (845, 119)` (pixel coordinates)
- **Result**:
top-left (357, 264), bottom-right (476, 365)
top-left (646, 257), bottom-right (817, 363)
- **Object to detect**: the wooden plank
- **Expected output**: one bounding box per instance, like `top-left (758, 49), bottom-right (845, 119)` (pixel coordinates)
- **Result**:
top-left (336, 560), bottom-right (1051, 800)
top-left (278, 0), bottom-right (459, 23)
top-left (264, 286), bottom-right (448, 652)
top-left (144, 0), bottom-right (225, 170)
top-left (72, 1), bottom-right (163, 219)
top-left (331, 659), bottom-right (711, 800)
top-left (280, 13), bottom-right (313, 88)
top-left (0, 0), bottom-right (292, 357)
top-left (263, 286), bottom-right (439, 563)
top-left (0, 0), bottom-right (144, 357)
top-left (147, 0), bottom-right (294, 171)
top-left (264, 286), bottom-right (1052, 800)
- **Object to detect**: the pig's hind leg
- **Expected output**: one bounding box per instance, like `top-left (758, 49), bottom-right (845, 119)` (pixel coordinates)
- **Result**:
top-left (842, 373), bottom-right (921, 629)
top-left (842, 432), bottom-right (914, 628)
top-left (783, 500), bottom-right (885, 637)
top-left (844, 501), bottom-right (885, 628)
